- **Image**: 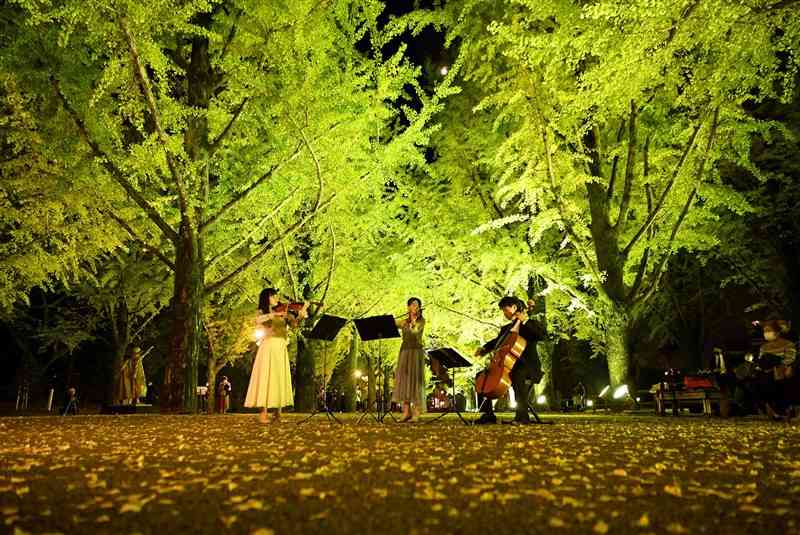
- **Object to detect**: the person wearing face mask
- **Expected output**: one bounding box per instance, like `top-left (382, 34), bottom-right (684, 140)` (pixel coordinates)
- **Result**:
top-left (753, 320), bottom-right (797, 419)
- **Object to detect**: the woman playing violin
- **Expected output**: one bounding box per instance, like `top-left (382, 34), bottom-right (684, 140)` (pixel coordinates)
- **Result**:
top-left (392, 297), bottom-right (426, 422)
top-left (474, 296), bottom-right (545, 425)
top-left (244, 287), bottom-right (308, 424)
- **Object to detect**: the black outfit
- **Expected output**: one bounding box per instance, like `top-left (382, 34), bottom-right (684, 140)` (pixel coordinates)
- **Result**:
top-left (477, 317), bottom-right (545, 423)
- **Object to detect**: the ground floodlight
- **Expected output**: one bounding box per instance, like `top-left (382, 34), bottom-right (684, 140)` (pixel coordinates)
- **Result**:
top-left (536, 395), bottom-right (547, 405)
top-left (586, 399), bottom-right (594, 407)
top-left (613, 384), bottom-right (629, 399)
top-left (599, 385), bottom-right (610, 398)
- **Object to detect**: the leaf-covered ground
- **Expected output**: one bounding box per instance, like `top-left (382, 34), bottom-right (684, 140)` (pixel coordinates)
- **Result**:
top-left (1, 413), bottom-right (799, 534)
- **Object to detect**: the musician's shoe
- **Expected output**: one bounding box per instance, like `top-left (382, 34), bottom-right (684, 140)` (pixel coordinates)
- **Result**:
top-left (474, 413), bottom-right (497, 425)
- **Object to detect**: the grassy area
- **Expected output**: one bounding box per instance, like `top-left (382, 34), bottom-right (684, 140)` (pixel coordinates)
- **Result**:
top-left (1, 413), bottom-right (799, 534)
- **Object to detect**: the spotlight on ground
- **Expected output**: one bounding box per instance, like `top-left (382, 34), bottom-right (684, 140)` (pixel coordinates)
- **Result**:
top-left (613, 384), bottom-right (629, 399)
top-left (598, 385), bottom-right (610, 398)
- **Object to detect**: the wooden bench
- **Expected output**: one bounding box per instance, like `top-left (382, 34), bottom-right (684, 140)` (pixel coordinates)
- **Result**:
top-left (653, 386), bottom-right (725, 416)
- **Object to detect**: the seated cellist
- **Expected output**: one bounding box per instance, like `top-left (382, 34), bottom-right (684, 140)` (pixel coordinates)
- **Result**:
top-left (474, 296), bottom-right (546, 425)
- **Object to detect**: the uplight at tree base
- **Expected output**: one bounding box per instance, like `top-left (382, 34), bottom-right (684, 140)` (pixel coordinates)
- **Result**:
top-left (536, 395), bottom-right (547, 405)
top-left (613, 384), bottom-right (629, 400)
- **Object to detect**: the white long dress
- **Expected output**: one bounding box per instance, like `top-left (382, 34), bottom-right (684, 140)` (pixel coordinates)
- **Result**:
top-left (244, 314), bottom-right (293, 409)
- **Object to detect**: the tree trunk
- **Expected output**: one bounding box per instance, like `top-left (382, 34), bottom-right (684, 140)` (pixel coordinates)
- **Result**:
top-left (107, 297), bottom-right (130, 405)
top-left (206, 362), bottom-right (218, 415)
top-left (536, 341), bottom-right (557, 409)
top-left (342, 331), bottom-right (358, 412)
top-left (605, 310), bottom-right (632, 388)
top-left (366, 352), bottom-right (376, 409)
top-left (294, 337), bottom-right (316, 412)
top-left (162, 224), bottom-right (204, 413)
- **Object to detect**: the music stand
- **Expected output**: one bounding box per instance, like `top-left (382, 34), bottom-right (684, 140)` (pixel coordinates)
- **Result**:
top-left (425, 348), bottom-right (472, 426)
top-left (353, 315), bottom-right (400, 424)
top-left (298, 314), bottom-right (348, 425)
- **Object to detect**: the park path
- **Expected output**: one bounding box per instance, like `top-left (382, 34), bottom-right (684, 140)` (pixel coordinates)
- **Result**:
top-left (1, 413), bottom-right (799, 534)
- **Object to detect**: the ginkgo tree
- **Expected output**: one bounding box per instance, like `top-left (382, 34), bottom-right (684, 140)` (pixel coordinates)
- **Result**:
top-left (428, 0), bottom-right (799, 387)
top-left (1, 0), bottom-right (435, 411)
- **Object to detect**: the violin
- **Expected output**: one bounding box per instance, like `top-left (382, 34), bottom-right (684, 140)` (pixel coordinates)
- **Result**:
top-left (272, 300), bottom-right (323, 315)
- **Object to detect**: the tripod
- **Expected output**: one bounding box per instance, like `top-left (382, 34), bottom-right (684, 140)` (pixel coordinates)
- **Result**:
top-left (425, 347), bottom-right (472, 426)
top-left (298, 315), bottom-right (347, 426)
top-left (523, 381), bottom-right (553, 424)
top-left (353, 315), bottom-right (400, 425)
top-left (356, 340), bottom-right (398, 424)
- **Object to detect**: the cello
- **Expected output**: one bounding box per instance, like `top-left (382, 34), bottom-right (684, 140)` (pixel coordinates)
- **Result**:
top-left (474, 314), bottom-right (527, 400)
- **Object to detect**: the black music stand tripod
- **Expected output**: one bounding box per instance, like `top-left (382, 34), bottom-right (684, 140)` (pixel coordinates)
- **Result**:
top-left (353, 315), bottom-right (400, 424)
top-left (425, 348), bottom-right (472, 426)
top-left (298, 314), bottom-right (349, 425)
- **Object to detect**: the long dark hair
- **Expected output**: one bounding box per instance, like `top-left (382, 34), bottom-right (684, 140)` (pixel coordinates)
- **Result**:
top-left (258, 288), bottom-right (279, 313)
top-left (407, 297), bottom-right (423, 320)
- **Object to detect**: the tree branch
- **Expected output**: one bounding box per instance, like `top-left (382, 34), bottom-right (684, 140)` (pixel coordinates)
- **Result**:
top-left (614, 100), bottom-right (638, 230)
top-left (295, 119), bottom-right (324, 212)
top-left (205, 186), bottom-right (301, 269)
top-left (205, 195), bottom-right (335, 293)
top-left (633, 108), bottom-right (719, 305)
top-left (606, 120), bottom-right (626, 201)
top-left (626, 137), bottom-right (654, 302)
top-left (431, 302), bottom-right (503, 329)
top-left (751, 0), bottom-right (800, 14)
top-left (200, 141), bottom-right (304, 233)
top-left (53, 79), bottom-right (179, 244)
top-left (275, 218), bottom-right (299, 300)
top-left (208, 98), bottom-right (248, 155)
top-left (320, 224), bottom-right (336, 306)
top-left (120, 18), bottom-right (191, 219)
top-left (101, 209), bottom-right (175, 271)
top-left (218, 9), bottom-right (242, 63)
top-left (539, 120), bottom-right (606, 292)
top-left (621, 120), bottom-right (703, 258)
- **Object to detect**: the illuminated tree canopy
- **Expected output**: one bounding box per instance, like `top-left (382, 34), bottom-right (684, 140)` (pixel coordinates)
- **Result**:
top-left (1, 0), bottom-right (799, 408)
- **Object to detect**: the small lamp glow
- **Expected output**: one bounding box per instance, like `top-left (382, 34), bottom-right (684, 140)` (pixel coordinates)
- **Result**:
top-left (439, 65), bottom-right (449, 75)
top-left (612, 384), bottom-right (629, 400)
top-left (536, 394), bottom-right (547, 405)
top-left (354, 370), bottom-right (362, 379)
top-left (586, 399), bottom-right (594, 408)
